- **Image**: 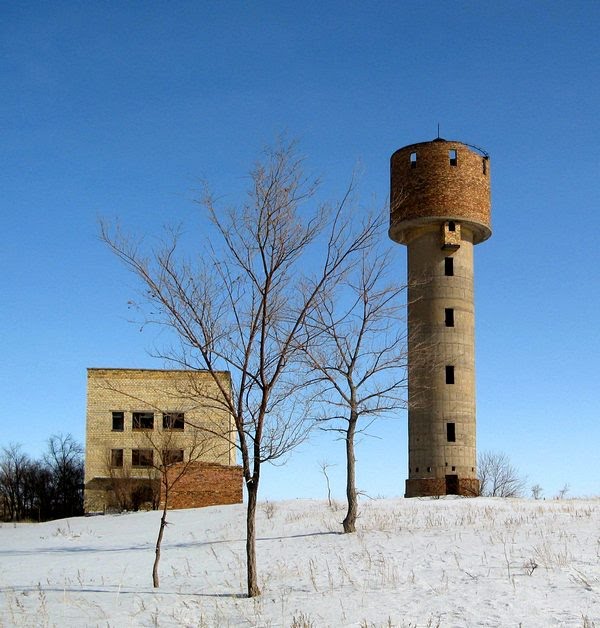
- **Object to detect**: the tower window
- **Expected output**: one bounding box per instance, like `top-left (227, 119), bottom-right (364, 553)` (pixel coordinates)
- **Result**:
top-left (482, 158), bottom-right (487, 175)
top-left (410, 152), bottom-right (417, 168)
top-left (445, 365), bottom-right (455, 384)
top-left (448, 221), bottom-right (456, 232)
top-left (449, 149), bottom-right (457, 166)
top-left (427, 466), bottom-right (431, 472)
top-left (445, 308), bottom-right (454, 327)
top-left (444, 257), bottom-right (454, 276)
top-left (447, 422), bottom-right (456, 442)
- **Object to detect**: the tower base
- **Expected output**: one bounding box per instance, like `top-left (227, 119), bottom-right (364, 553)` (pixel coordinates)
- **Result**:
top-left (405, 477), bottom-right (479, 498)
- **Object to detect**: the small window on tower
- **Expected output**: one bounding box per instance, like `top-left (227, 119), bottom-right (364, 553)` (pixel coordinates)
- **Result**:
top-left (410, 152), bottom-right (417, 168)
top-left (447, 422), bottom-right (456, 442)
top-left (445, 365), bottom-right (455, 385)
top-left (449, 149), bottom-right (457, 166)
top-left (445, 308), bottom-right (455, 327)
top-left (444, 257), bottom-right (454, 276)
top-left (482, 158), bottom-right (487, 175)
top-left (448, 221), bottom-right (456, 232)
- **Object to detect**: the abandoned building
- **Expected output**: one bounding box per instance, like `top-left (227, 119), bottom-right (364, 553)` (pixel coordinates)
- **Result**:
top-left (389, 138), bottom-right (491, 497)
top-left (84, 368), bottom-right (243, 513)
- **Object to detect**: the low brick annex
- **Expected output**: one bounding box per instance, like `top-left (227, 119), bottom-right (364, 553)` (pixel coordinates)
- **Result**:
top-left (161, 462), bottom-right (243, 509)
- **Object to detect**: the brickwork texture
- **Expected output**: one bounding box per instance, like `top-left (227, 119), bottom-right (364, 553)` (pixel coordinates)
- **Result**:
top-left (84, 368), bottom-right (242, 512)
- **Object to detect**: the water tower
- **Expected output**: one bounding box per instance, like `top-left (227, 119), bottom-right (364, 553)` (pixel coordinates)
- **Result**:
top-left (389, 138), bottom-right (491, 497)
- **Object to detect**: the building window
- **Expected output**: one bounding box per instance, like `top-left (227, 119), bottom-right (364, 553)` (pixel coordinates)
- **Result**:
top-left (447, 422), bottom-right (456, 442)
top-left (444, 257), bottom-right (454, 276)
top-left (410, 151), bottom-right (417, 168)
top-left (162, 449), bottom-right (184, 466)
top-left (445, 308), bottom-right (455, 327)
top-left (427, 466), bottom-right (431, 472)
top-left (132, 412), bottom-right (154, 430)
top-left (445, 365), bottom-right (455, 384)
top-left (482, 158), bottom-right (487, 175)
top-left (132, 449), bottom-right (154, 467)
top-left (163, 412), bottom-right (184, 430)
top-left (112, 411), bottom-right (124, 431)
top-left (110, 449), bottom-right (124, 467)
top-left (448, 221), bottom-right (456, 232)
top-left (449, 149), bottom-right (457, 166)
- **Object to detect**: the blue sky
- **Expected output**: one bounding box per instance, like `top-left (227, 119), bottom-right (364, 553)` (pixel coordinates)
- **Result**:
top-left (2, 2), bottom-right (598, 500)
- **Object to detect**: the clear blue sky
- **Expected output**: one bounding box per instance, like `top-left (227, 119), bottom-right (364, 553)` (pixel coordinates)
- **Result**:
top-left (2, 2), bottom-right (598, 500)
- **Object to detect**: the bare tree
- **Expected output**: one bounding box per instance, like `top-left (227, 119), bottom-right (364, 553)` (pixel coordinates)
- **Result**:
top-left (478, 451), bottom-right (526, 497)
top-left (0, 444), bottom-right (30, 521)
top-left (318, 460), bottom-right (335, 508)
top-left (45, 433), bottom-right (84, 519)
top-left (301, 249), bottom-right (407, 532)
top-left (145, 422), bottom-right (216, 588)
top-left (100, 140), bottom-right (378, 596)
top-left (531, 484), bottom-right (543, 500)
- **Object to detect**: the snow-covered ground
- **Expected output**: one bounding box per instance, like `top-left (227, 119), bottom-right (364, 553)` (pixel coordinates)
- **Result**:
top-left (1, 497), bottom-right (598, 627)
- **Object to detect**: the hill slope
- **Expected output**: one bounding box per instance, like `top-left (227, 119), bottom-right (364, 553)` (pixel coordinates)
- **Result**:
top-left (1, 497), bottom-right (598, 626)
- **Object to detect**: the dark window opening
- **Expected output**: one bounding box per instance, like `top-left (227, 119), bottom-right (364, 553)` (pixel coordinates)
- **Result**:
top-left (427, 466), bottom-right (431, 472)
top-left (410, 151), bottom-right (417, 168)
top-left (447, 422), bottom-right (456, 442)
top-left (448, 221), bottom-right (456, 232)
top-left (444, 257), bottom-right (454, 276)
top-left (449, 149), bottom-right (457, 166)
top-left (482, 158), bottom-right (487, 175)
top-left (452, 466), bottom-right (456, 471)
top-left (132, 412), bottom-right (154, 430)
top-left (132, 449), bottom-right (154, 467)
top-left (163, 412), bottom-right (185, 430)
top-left (445, 365), bottom-right (455, 385)
top-left (415, 467), bottom-right (419, 473)
top-left (162, 449), bottom-right (184, 466)
top-left (110, 449), bottom-right (123, 468)
top-left (112, 411), bottom-right (124, 431)
top-left (445, 308), bottom-right (455, 327)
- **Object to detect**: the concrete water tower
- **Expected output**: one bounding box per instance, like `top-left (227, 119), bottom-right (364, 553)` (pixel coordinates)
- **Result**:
top-left (389, 138), bottom-right (491, 497)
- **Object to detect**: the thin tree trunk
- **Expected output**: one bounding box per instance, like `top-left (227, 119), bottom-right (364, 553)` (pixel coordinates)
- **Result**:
top-left (343, 416), bottom-right (358, 533)
top-left (153, 490), bottom-right (168, 588)
top-left (246, 479), bottom-right (261, 597)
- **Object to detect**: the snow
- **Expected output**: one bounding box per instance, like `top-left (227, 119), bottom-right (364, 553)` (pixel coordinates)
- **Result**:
top-left (1, 497), bottom-right (599, 627)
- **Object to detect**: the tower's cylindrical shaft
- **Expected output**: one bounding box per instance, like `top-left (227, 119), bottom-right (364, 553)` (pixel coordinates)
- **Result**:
top-left (389, 138), bottom-right (491, 497)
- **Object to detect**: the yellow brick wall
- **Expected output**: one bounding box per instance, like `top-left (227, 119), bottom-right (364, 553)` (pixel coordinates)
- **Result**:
top-left (84, 368), bottom-right (238, 512)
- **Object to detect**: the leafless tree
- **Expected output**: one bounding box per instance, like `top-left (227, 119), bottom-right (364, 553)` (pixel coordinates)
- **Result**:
top-left (0, 444), bottom-right (30, 521)
top-left (100, 140), bottom-right (378, 596)
top-left (531, 483), bottom-right (543, 500)
top-left (478, 451), bottom-right (526, 497)
top-left (301, 249), bottom-right (408, 532)
top-left (45, 433), bottom-right (84, 519)
top-left (318, 460), bottom-right (335, 508)
top-left (556, 483), bottom-right (570, 500)
top-left (143, 426), bottom-right (207, 587)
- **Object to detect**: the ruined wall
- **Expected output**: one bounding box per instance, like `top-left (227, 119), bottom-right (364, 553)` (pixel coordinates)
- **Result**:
top-left (161, 462), bottom-right (243, 509)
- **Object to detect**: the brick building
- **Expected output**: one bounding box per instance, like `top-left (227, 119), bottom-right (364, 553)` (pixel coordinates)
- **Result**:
top-left (84, 368), bottom-right (242, 513)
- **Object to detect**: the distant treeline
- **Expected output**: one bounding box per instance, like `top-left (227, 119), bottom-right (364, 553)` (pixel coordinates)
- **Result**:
top-left (0, 434), bottom-right (84, 522)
